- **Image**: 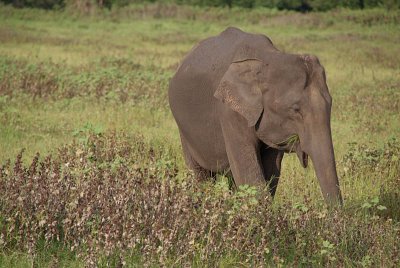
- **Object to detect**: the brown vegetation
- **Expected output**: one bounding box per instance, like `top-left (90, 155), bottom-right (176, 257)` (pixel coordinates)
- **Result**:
top-left (1, 133), bottom-right (399, 266)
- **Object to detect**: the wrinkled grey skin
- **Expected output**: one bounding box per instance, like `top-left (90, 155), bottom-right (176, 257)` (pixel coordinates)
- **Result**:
top-left (169, 27), bottom-right (342, 205)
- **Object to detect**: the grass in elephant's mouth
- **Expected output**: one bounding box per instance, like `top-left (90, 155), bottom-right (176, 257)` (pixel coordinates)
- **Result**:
top-left (275, 134), bottom-right (300, 152)
top-left (0, 4), bottom-right (399, 267)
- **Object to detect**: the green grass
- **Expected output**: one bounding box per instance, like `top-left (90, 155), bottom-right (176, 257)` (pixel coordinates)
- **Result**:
top-left (0, 3), bottom-right (399, 267)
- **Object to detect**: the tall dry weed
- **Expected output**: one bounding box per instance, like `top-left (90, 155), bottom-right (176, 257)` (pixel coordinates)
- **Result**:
top-left (0, 132), bottom-right (399, 266)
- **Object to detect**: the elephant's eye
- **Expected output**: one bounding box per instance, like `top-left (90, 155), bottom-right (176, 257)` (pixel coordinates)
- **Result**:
top-left (292, 104), bottom-right (301, 113)
top-left (291, 105), bottom-right (303, 118)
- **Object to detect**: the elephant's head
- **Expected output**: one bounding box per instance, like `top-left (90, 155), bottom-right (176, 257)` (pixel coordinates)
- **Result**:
top-left (214, 52), bottom-right (342, 205)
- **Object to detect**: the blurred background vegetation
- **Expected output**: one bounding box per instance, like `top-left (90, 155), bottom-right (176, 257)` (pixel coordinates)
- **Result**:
top-left (1, 0), bottom-right (400, 11)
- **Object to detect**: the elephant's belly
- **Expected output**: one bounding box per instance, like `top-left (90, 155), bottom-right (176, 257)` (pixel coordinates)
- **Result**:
top-left (189, 143), bottom-right (230, 173)
top-left (169, 71), bottom-right (229, 172)
top-left (179, 119), bottom-right (229, 172)
top-left (190, 142), bottom-right (229, 172)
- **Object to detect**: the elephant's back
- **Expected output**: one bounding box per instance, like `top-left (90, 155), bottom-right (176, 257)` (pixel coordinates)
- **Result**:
top-left (168, 27), bottom-right (252, 120)
top-left (170, 27), bottom-right (243, 90)
top-left (169, 27), bottom-right (276, 101)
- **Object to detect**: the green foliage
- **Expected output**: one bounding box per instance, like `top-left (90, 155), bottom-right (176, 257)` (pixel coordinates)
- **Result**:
top-left (276, 0), bottom-right (312, 11)
top-left (1, 0), bottom-right (399, 10)
top-left (308, 0), bottom-right (341, 11)
top-left (1, 0), bottom-right (64, 9)
top-left (0, 56), bottom-right (169, 107)
top-left (72, 122), bottom-right (104, 144)
top-left (342, 138), bottom-right (400, 176)
top-left (341, 0), bottom-right (400, 9)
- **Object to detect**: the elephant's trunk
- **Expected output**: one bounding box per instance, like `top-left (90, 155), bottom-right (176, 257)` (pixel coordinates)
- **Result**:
top-left (306, 126), bottom-right (342, 205)
top-left (300, 88), bottom-right (343, 205)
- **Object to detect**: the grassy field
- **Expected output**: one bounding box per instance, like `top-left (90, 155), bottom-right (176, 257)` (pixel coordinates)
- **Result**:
top-left (0, 3), bottom-right (399, 267)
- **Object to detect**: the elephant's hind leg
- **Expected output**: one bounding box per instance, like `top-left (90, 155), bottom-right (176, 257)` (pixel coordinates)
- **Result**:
top-left (179, 131), bottom-right (213, 181)
top-left (260, 145), bottom-right (284, 197)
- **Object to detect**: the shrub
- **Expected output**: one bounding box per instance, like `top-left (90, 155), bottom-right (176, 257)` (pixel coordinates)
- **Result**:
top-left (0, 132), bottom-right (399, 266)
top-left (2, 0), bottom-right (398, 11)
top-left (342, 138), bottom-right (400, 176)
top-left (0, 56), bottom-right (169, 106)
top-left (1, 0), bottom-right (65, 9)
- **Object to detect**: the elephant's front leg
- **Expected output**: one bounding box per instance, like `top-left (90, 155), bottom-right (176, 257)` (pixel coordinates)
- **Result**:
top-left (220, 114), bottom-right (266, 187)
top-left (260, 145), bottom-right (284, 197)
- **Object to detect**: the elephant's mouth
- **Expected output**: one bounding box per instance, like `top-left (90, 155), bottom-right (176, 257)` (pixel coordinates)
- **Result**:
top-left (269, 136), bottom-right (309, 168)
top-left (282, 143), bottom-right (308, 168)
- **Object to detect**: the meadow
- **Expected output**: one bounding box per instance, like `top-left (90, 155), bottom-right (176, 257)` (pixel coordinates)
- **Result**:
top-left (0, 3), bottom-right (399, 267)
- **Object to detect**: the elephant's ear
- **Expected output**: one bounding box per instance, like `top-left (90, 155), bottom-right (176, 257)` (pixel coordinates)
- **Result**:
top-left (214, 59), bottom-right (266, 127)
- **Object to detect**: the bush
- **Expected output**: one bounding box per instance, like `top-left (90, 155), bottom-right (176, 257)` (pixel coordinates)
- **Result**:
top-left (0, 56), bottom-right (169, 107)
top-left (276, 0), bottom-right (312, 12)
top-left (1, 0), bottom-right (65, 9)
top-left (342, 138), bottom-right (400, 176)
top-left (0, 132), bottom-right (399, 266)
top-left (309, 0), bottom-right (341, 11)
top-left (1, 0), bottom-right (398, 10)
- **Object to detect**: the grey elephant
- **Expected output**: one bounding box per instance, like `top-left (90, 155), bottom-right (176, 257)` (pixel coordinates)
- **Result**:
top-left (168, 27), bottom-right (342, 205)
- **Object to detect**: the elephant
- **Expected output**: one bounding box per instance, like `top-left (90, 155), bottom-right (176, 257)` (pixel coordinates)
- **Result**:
top-left (168, 27), bottom-right (342, 205)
